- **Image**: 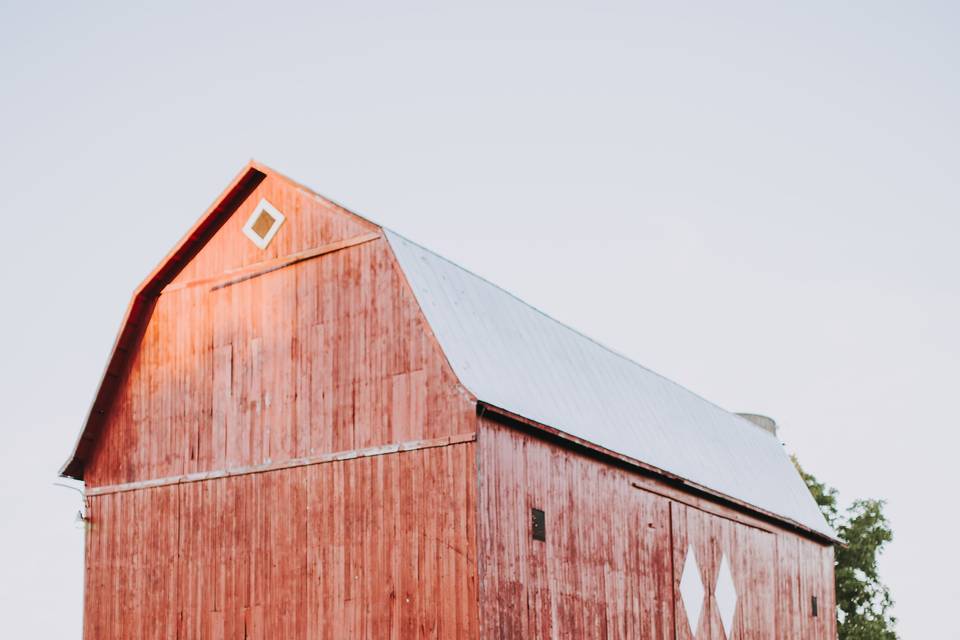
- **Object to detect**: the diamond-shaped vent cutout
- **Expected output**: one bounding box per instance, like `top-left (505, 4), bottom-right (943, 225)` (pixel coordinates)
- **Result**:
top-left (716, 553), bottom-right (738, 638)
top-left (242, 198), bottom-right (285, 249)
top-left (679, 545), bottom-right (705, 635)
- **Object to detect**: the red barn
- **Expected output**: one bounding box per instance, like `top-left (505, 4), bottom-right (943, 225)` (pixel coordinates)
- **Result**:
top-left (62, 162), bottom-right (836, 639)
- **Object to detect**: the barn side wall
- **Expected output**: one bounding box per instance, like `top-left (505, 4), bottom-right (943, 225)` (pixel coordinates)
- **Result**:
top-left (84, 441), bottom-right (479, 640)
top-left (476, 417), bottom-right (837, 640)
top-left (85, 219), bottom-right (475, 487)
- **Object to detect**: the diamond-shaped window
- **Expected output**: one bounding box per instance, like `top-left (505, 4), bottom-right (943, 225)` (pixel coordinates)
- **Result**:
top-left (242, 198), bottom-right (285, 249)
top-left (715, 553), bottom-right (738, 638)
top-left (679, 545), bottom-right (705, 635)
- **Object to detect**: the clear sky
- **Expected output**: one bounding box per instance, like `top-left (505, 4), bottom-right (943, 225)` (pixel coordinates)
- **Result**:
top-left (1, 1), bottom-right (957, 637)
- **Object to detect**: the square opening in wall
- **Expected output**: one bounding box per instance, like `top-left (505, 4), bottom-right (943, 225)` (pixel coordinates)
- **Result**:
top-left (242, 199), bottom-right (286, 249)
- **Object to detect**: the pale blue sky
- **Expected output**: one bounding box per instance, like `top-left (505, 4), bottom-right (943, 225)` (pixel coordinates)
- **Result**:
top-left (1, 1), bottom-right (957, 637)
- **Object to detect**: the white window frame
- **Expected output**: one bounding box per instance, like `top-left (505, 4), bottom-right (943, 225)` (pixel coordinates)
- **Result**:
top-left (242, 198), bottom-right (286, 249)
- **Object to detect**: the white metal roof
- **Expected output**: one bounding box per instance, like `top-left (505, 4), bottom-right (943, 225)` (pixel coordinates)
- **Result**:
top-left (385, 229), bottom-right (832, 537)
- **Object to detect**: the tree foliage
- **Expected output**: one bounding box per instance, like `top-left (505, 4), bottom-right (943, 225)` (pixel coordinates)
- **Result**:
top-left (793, 457), bottom-right (897, 639)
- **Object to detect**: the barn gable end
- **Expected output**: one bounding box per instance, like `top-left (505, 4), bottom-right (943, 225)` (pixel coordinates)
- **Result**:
top-left (68, 162), bottom-right (475, 486)
top-left (165, 168), bottom-right (378, 288)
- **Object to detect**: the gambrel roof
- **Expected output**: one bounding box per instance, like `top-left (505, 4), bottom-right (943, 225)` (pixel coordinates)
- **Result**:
top-left (387, 230), bottom-right (832, 537)
top-left (63, 162), bottom-right (832, 539)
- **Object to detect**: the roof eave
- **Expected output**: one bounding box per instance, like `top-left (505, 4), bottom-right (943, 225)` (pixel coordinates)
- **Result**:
top-left (477, 401), bottom-right (840, 545)
top-left (59, 162), bottom-right (269, 480)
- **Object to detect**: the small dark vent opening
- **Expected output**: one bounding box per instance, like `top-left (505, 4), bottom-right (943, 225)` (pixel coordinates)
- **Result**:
top-left (531, 508), bottom-right (546, 542)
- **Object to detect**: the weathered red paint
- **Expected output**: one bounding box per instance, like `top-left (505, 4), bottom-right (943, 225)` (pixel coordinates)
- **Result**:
top-left (476, 418), bottom-right (836, 639)
top-left (72, 163), bottom-right (836, 638)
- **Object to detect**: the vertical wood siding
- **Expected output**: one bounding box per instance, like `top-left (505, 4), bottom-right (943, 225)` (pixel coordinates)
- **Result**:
top-left (83, 485), bottom-right (180, 639)
top-left (84, 443), bottom-right (478, 640)
top-left (477, 417), bottom-right (836, 640)
top-left (85, 231), bottom-right (473, 486)
top-left (478, 419), bottom-right (675, 640)
top-left (773, 535), bottom-right (802, 639)
top-left (671, 502), bottom-right (776, 639)
top-left (799, 542), bottom-right (838, 640)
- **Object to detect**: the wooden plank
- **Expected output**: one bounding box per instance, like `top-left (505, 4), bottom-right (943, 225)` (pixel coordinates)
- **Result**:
top-left (161, 231), bottom-right (381, 294)
top-left (774, 535), bottom-right (802, 637)
top-left (633, 481), bottom-right (778, 536)
top-left (84, 486), bottom-right (180, 640)
top-left (87, 432), bottom-right (477, 496)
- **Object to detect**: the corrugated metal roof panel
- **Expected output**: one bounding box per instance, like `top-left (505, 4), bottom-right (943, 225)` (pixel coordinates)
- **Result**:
top-left (385, 229), bottom-right (832, 537)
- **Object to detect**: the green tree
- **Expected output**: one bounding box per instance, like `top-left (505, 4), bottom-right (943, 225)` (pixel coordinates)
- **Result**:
top-left (793, 457), bottom-right (897, 639)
